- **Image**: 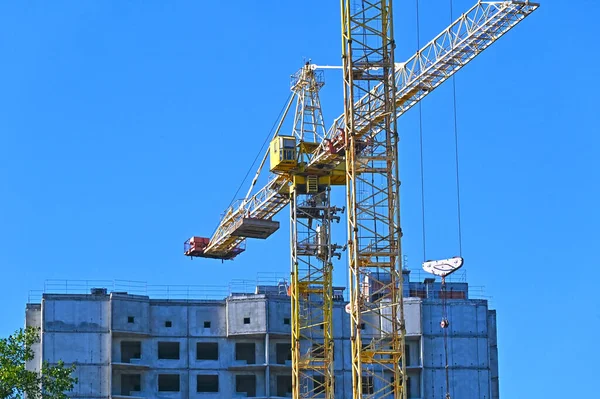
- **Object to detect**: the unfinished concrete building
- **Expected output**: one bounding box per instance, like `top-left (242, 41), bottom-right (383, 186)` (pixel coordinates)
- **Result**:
top-left (25, 270), bottom-right (499, 399)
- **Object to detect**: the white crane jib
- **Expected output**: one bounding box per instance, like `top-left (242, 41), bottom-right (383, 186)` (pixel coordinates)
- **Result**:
top-left (183, 1), bottom-right (539, 260)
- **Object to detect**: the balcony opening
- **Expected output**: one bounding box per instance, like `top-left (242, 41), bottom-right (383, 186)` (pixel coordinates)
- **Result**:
top-left (362, 375), bottom-right (374, 395)
top-left (314, 375), bottom-right (325, 394)
top-left (235, 375), bottom-right (256, 397)
top-left (120, 341), bottom-right (141, 363)
top-left (393, 375), bottom-right (414, 398)
top-left (235, 342), bottom-right (256, 364)
top-left (121, 374), bottom-right (141, 396)
top-left (158, 374), bottom-right (180, 392)
top-left (196, 342), bottom-right (219, 360)
top-left (158, 342), bottom-right (180, 360)
top-left (197, 374), bottom-right (219, 393)
top-left (312, 343), bottom-right (325, 359)
top-left (276, 375), bottom-right (292, 397)
top-left (276, 343), bottom-right (292, 365)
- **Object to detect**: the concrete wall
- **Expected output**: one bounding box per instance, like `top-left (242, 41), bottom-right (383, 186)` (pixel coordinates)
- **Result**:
top-left (189, 302), bottom-right (226, 337)
top-left (267, 297), bottom-right (291, 335)
top-left (405, 299), bottom-right (422, 335)
top-left (150, 303), bottom-right (188, 336)
top-left (25, 304), bottom-right (42, 372)
top-left (27, 287), bottom-right (499, 399)
top-left (42, 294), bottom-right (111, 399)
top-left (334, 305), bottom-right (350, 337)
top-left (43, 295), bottom-right (110, 333)
top-left (422, 300), bottom-right (494, 399)
top-left (227, 297), bottom-right (267, 335)
top-left (488, 309), bottom-right (499, 399)
top-left (111, 294), bottom-right (149, 334)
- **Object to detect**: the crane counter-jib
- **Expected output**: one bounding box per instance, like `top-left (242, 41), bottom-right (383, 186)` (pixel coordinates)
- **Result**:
top-left (184, 0), bottom-right (539, 261)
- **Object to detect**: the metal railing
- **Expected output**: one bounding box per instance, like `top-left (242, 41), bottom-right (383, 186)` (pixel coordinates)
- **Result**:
top-left (28, 279), bottom-right (246, 303)
top-left (27, 270), bottom-right (490, 304)
top-left (27, 272), bottom-right (292, 303)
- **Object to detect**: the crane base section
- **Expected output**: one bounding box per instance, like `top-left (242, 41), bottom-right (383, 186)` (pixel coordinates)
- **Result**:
top-left (184, 236), bottom-right (245, 260)
top-left (231, 218), bottom-right (280, 239)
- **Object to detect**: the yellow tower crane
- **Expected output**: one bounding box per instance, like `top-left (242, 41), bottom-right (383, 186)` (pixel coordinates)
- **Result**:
top-left (184, 2), bottom-right (539, 398)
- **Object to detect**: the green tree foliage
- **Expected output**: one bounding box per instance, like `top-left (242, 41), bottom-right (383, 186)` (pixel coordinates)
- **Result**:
top-left (0, 327), bottom-right (77, 399)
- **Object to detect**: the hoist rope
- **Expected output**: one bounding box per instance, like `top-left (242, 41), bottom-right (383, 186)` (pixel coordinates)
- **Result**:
top-left (441, 278), bottom-right (451, 399)
top-left (442, 0), bottom-right (462, 397)
top-left (416, 0), bottom-right (427, 263)
top-left (227, 92), bottom-right (294, 209)
top-left (449, 0), bottom-right (463, 257)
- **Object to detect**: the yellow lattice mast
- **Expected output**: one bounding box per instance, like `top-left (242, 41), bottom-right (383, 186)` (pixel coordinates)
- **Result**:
top-left (288, 64), bottom-right (341, 399)
top-left (342, 1), bottom-right (405, 398)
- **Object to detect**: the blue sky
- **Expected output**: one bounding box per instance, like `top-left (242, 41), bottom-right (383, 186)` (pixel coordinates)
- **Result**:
top-left (0, 0), bottom-right (597, 397)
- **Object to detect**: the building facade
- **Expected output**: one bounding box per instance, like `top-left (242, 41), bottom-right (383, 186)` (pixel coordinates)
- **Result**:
top-left (25, 271), bottom-right (499, 399)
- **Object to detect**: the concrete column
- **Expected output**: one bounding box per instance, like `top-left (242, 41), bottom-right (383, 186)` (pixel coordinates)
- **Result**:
top-left (265, 333), bottom-right (270, 397)
top-left (420, 302), bottom-right (425, 398)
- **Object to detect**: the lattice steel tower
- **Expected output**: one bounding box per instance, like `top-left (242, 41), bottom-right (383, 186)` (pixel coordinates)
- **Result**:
top-left (342, 1), bottom-right (405, 398)
top-left (289, 64), bottom-right (342, 399)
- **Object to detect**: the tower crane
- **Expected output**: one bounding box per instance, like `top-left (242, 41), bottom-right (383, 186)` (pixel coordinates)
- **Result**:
top-left (184, 2), bottom-right (538, 398)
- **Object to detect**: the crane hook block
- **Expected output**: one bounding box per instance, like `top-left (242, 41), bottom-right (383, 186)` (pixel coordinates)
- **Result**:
top-left (422, 256), bottom-right (464, 278)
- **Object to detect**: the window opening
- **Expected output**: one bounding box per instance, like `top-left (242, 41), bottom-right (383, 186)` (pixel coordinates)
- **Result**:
top-left (197, 375), bottom-right (219, 393)
top-left (235, 342), bottom-right (256, 364)
top-left (158, 374), bottom-right (180, 392)
top-left (158, 342), bottom-right (180, 360)
top-left (121, 374), bottom-right (141, 396)
top-left (276, 375), bottom-right (292, 397)
top-left (235, 375), bottom-right (256, 397)
top-left (276, 343), bottom-right (292, 364)
top-left (120, 341), bottom-right (141, 363)
top-left (196, 342), bottom-right (219, 360)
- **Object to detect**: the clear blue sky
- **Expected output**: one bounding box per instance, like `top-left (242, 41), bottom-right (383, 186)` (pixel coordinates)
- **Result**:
top-left (0, 0), bottom-right (597, 397)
